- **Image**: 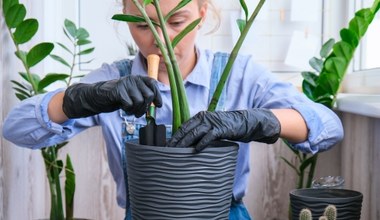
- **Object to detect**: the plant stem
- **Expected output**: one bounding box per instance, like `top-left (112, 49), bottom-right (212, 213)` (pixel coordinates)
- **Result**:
top-left (153, 0), bottom-right (190, 125)
top-left (306, 154), bottom-right (318, 188)
top-left (208, 0), bottom-right (266, 111)
top-left (130, 0), bottom-right (182, 131)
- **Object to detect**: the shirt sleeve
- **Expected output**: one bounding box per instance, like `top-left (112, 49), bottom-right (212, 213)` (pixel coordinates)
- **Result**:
top-left (241, 56), bottom-right (344, 154)
top-left (2, 62), bottom-right (120, 149)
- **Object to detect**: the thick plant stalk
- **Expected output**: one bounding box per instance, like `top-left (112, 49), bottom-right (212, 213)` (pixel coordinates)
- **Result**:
top-left (153, 0), bottom-right (190, 124)
top-left (130, 0), bottom-right (182, 131)
top-left (208, 0), bottom-right (266, 111)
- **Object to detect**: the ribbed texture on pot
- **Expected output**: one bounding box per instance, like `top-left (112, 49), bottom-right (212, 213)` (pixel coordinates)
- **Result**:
top-left (289, 188), bottom-right (363, 220)
top-left (125, 140), bottom-right (239, 220)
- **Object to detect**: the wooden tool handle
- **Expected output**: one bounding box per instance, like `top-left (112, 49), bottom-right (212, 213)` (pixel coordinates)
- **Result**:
top-left (147, 54), bottom-right (160, 80)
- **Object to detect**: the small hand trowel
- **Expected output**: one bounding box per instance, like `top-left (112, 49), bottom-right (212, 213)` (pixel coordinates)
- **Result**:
top-left (139, 54), bottom-right (166, 146)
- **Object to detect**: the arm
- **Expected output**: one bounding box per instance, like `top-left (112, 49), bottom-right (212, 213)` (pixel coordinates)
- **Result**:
top-left (271, 109), bottom-right (307, 143)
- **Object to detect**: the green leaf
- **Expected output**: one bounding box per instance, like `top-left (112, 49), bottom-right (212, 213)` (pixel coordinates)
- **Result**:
top-left (26, 42), bottom-right (54, 67)
top-left (314, 94), bottom-right (334, 108)
top-left (356, 8), bottom-right (374, 24)
top-left (165, 0), bottom-right (192, 21)
top-left (77, 47), bottom-right (95, 55)
top-left (77, 39), bottom-right (92, 45)
top-left (5, 4), bottom-right (26, 28)
top-left (332, 41), bottom-right (354, 62)
top-left (324, 57), bottom-right (347, 79)
top-left (301, 71), bottom-right (318, 87)
top-left (349, 16), bottom-right (368, 37)
top-left (340, 28), bottom-right (359, 48)
top-left (309, 57), bottom-right (323, 73)
top-left (11, 79), bottom-right (29, 90)
top-left (15, 50), bottom-right (27, 63)
top-left (56, 160), bottom-right (64, 175)
top-left (19, 72), bottom-right (41, 84)
top-left (319, 38), bottom-right (335, 58)
top-left (239, 0), bottom-right (249, 21)
top-left (112, 14), bottom-right (146, 23)
top-left (317, 72), bottom-right (339, 96)
top-left (76, 27), bottom-right (90, 40)
top-left (15, 93), bottom-right (29, 100)
top-left (56, 42), bottom-right (73, 55)
top-left (77, 58), bottom-right (95, 65)
top-left (3, 0), bottom-right (19, 15)
top-left (280, 156), bottom-right (300, 174)
top-left (12, 86), bottom-right (31, 98)
top-left (236, 19), bottom-right (246, 33)
top-left (301, 81), bottom-right (315, 101)
top-left (172, 18), bottom-right (202, 48)
top-left (13, 18), bottom-right (39, 44)
top-left (38, 73), bottom-right (70, 91)
top-left (143, 0), bottom-right (153, 5)
top-left (64, 19), bottom-right (77, 38)
top-left (50, 54), bottom-right (71, 68)
top-left (65, 155), bottom-right (76, 219)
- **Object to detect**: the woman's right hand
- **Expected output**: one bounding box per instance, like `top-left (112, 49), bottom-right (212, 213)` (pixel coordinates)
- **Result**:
top-left (62, 75), bottom-right (162, 118)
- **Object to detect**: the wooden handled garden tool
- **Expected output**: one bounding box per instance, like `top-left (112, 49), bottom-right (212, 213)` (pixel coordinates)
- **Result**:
top-left (139, 54), bottom-right (166, 146)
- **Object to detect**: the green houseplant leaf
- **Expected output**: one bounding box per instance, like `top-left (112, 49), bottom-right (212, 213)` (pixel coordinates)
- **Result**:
top-left (5, 3), bottom-right (26, 28)
top-left (26, 42), bottom-right (54, 67)
top-left (13, 18), bottom-right (38, 44)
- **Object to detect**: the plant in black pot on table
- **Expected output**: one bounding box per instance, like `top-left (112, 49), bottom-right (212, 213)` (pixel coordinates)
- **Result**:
top-left (287, 0), bottom-right (380, 219)
top-left (2, 0), bottom-right (94, 219)
top-left (111, 0), bottom-right (274, 219)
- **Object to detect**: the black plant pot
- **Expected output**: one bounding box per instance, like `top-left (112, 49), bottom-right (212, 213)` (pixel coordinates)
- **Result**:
top-left (289, 188), bottom-right (363, 220)
top-left (125, 140), bottom-right (239, 220)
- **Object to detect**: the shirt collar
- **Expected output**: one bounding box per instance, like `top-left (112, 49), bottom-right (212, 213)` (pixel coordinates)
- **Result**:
top-left (131, 48), bottom-right (211, 90)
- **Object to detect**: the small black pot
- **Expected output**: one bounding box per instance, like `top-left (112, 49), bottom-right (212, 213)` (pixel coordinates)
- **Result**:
top-left (289, 188), bottom-right (363, 220)
top-left (125, 140), bottom-right (239, 220)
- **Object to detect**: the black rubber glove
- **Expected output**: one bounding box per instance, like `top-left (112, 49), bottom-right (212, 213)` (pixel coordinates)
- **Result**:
top-left (63, 75), bottom-right (162, 118)
top-left (167, 109), bottom-right (281, 152)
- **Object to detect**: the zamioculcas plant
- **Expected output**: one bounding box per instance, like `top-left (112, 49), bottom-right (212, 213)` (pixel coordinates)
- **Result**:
top-left (3, 0), bottom-right (95, 219)
top-left (282, 0), bottom-right (380, 194)
top-left (112, 0), bottom-right (266, 133)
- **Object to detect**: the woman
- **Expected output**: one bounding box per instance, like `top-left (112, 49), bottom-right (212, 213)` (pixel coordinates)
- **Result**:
top-left (3, 0), bottom-right (343, 219)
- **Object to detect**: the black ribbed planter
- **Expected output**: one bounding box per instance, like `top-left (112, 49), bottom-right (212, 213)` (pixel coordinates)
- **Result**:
top-left (289, 188), bottom-right (363, 220)
top-left (125, 140), bottom-right (239, 220)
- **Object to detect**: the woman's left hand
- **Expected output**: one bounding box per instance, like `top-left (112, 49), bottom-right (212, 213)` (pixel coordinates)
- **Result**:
top-left (167, 109), bottom-right (281, 152)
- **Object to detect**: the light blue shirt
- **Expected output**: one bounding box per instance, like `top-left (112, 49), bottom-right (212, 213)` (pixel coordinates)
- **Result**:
top-left (3, 49), bottom-right (344, 208)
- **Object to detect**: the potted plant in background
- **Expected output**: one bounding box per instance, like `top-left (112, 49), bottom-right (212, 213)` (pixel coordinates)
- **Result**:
top-left (285, 0), bottom-right (380, 219)
top-left (111, 0), bottom-right (266, 219)
top-left (3, 0), bottom-right (95, 219)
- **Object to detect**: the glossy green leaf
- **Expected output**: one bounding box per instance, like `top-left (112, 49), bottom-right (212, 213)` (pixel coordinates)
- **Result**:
top-left (332, 41), bottom-right (354, 62)
top-left (324, 57), bottom-right (347, 79)
top-left (77, 58), bottom-right (95, 65)
top-left (309, 57), bottom-right (323, 72)
top-left (13, 18), bottom-right (38, 44)
top-left (340, 28), bottom-right (359, 48)
top-left (319, 38), bottom-right (335, 58)
top-left (15, 50), bottom-right (27, 63)
top-left (77, 39), bottom-right (92, 45)
top-left (77, 47), bottom-right (95, 55)
top-left (314, 94), bottom-right (334, 108)
top-left (113, 14), bottom-right (160, 26)
top-left (15, 92), bottom-right (29, 100)
top-left (50, 54), bottom-right (71, 68)
top-left (356, 8), bottom-right (374, 24)
top-left (172, 18), bottom-right (201, 48)
top-left (301, 71), bottom-right (318, 87)
top-left (76, 27), bottom-right (89, 40)
top-left (5, 4), bottom-right (26, 28)
top-left (56, 42), bottom-right (73, 55)
top-left (64, 19), bottom-right (77, 38)
top-left (317, 72), bottom-right (339, 96)
top-left (38, 73), bottom-right (69, 91)
top-left (3, 0), bottom-right (19, 15)
top-left (301, 81), bottom-right (315, 101)
top-left (19, 72), bottom-right (41, 83)
top-left (239, 0), bottom-right (249, 21)
top-left (26, 42), bottom-right (54, 67)
top-left (65, 155), bottom-right (76, 219)
top-left (165, 0), bottom-right (192, 21)
top-left (349, 16), bottom-right (368, 37)
top-left (236, 19), bottom-right (246, 33)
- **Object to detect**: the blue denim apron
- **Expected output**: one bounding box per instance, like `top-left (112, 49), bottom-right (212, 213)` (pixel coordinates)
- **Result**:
top-left (117, 53), bottom-right (252, 220)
